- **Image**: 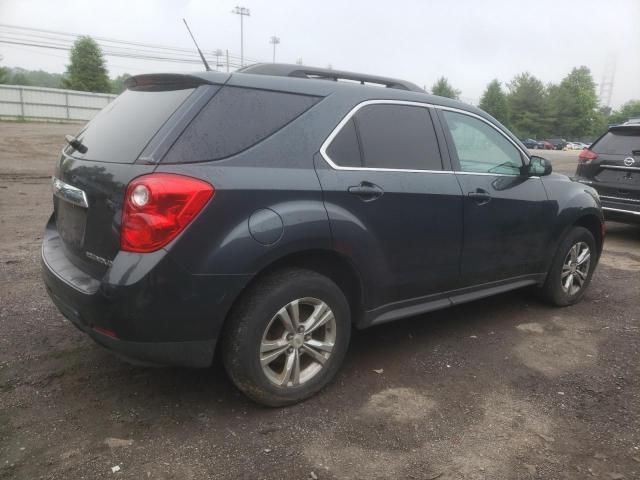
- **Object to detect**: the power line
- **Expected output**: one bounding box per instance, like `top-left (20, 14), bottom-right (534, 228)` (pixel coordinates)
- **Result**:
top-left (0, 38), bottom-right (246, 69)
top-left (0, 23), bottom-right (262, 62)
top-left (0, 23), bottom-right (265, 68)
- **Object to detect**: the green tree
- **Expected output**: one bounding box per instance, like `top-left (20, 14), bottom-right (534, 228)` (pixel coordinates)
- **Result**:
top-left (0, 55), bottom-right (9, 84)
top-left (507, 72), bottom-right (547, 138)
top-left (590, 107), bottom-right (610, 137)
top-left (544, 83), bottom-right (561, 135)
top-left (3, 67), bottom-right (64, 88)
top-left (10, 71), bottom-right (32, 86)
top-left (479, 79), bottom-right (509, 126)
top-left (553, 66), bottom-right (599, 138)
top-left (63, 36), bottom-right (110, 93)
top-left (608, 100), bottom-right (640, 124)
top-left (110, 73), bottom-right (131, 94)
top-left (431, 77), bottom-right (460, 99)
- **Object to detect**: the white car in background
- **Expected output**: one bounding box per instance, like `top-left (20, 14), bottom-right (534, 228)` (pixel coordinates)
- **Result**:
top-left (565, 142), bottom-right (589, 150)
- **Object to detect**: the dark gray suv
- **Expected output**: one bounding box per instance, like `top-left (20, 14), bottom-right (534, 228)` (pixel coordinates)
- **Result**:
top-left (42, 64), bottom-right (604, 406)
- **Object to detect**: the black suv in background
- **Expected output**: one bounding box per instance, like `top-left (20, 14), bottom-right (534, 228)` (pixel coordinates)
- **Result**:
top-left (575, 124), bottom-right (640, 223)
top-left (42, 64), bottom-right (604, 406)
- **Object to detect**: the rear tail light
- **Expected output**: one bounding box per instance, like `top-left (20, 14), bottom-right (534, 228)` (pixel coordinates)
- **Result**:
top-left (578, 149), bottom-right (598, 164)
top-left (121, 173), bottom-right (214, 253)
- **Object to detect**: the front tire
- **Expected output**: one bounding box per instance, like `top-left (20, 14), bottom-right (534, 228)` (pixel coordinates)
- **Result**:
top-left (222, 268), bottom-right (351, 407)
top-left (540, 226), bottom-right (597, 306)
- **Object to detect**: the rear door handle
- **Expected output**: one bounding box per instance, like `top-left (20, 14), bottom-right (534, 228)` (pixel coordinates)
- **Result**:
top-left (348, 182), bottom-right (384, 202)
top-left (468, 188), bottom-right (491, 205)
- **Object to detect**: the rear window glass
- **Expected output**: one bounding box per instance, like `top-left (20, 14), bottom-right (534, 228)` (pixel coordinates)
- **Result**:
top-left (592, 130), bottom-right (640, 155)
top-left (355, 104), bottom-right (443, 170)
top-left (71, 88), bottom-right (194, 162)
top-left (163, 87), bottom-right (320, 163)
top-left (326, 118), bottom-right (362, 167)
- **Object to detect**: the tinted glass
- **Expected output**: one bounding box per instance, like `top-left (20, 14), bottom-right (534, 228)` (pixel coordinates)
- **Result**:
top-left (354, 104), bottom-right (442, 170)
top-left (71, 88), bottom-right (194, 163)
top-left (164, 87), bottom-right (319, 162)
top-left (326, 118), bottom-right (362, 167)
top-left (443, 111), bottom-right (522, 174)
top-left (592, 130), bottom-right (640, 155)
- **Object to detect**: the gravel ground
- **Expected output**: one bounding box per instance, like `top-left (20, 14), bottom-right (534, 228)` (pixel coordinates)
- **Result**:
top-left (1, 121), bottom-right (639, 480)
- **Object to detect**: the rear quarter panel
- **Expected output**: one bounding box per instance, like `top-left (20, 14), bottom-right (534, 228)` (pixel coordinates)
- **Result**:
top-left (154, 91), bottom-right (342, 276)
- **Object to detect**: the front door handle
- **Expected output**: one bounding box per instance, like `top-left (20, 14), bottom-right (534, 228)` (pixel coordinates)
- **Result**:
top-left (348, 182), bottom-right (384, 202)
top-left (468, 188), bottom-right (491, 205)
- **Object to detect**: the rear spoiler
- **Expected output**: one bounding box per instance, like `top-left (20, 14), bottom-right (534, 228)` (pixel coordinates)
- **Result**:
top-left (125, 74), bottom-right (214, 92)
top-left (609, 124), bottom-right (640, 133)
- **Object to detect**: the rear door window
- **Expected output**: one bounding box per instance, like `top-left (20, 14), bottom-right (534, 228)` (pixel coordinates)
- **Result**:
top-left (592, 130), bottom-right (640, 155)
top-left (325, 103), bottom-right (443, 170)
top-left (356, 104), bottom-right (443, 170)
top-left (163, 87), bottom-right (320, 163)
top-left (326, 118), bottom-right (362, 167)
top-left (70, 88), bottom-right (194, 163)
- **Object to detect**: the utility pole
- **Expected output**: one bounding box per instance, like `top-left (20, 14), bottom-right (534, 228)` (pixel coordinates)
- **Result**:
top-left (232, 6), bottom-right (250, 67)
top-left (269, 36), bottom-right (280, 63)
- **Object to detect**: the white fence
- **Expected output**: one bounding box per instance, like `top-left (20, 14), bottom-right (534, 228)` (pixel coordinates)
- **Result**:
top-left (0, 84), bottom-right (116, 122)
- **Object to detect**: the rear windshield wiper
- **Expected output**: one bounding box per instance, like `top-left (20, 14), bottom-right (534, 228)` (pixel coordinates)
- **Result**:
top-left (64, 134), bottom-right (88, 154)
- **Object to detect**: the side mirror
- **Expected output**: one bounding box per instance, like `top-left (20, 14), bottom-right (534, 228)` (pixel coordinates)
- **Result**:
top-left (528, 156), bottom-right (552, 176)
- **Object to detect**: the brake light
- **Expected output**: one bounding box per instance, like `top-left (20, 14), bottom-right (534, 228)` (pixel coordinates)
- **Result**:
top-left (578, 149), bottom-right (598, 164)
top-left (121, 173), bottom-right (214, 253)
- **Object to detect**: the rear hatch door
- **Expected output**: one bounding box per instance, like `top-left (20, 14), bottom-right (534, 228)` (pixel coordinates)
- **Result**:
top-left (590, 126), bottom-right (640, 203)
top-left (53, 73), bottom-right (225, 277)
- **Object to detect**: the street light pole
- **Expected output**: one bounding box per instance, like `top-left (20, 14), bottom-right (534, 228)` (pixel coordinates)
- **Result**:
top-left (269, 36), bottom-right (280, 63)
top-left (232, 6), bottom-right (250, 67)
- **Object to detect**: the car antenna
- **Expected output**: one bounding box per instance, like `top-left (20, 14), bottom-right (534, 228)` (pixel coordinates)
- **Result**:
top-left (182, 18), bottom-right (211, 71)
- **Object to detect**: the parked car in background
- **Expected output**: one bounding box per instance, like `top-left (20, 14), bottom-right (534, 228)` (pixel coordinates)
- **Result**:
top-left (575, 123), bottom-right (640, 223)
top-left (522, 138), bottom-right (539, 149)
top-left (539, 140), bottom-right (555, 150)
top-left (547, 138), bottom-right (567, 150)
top-left (565, 142), bottom-right (587, 150)
top-left (624, 118), bottom-right (640, 125)
top-left (41, 64), bottom-right (605, 406)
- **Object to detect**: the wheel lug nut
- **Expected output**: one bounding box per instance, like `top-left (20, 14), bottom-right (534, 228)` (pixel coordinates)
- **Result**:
top-left (286, 334), bottom-right (293, 340)
top-left (298, 326), bottom-right (304, 333)
top-left (287, 347), bottom-right (293, 354)
top-left (305, 335), bottom-right (310, 341)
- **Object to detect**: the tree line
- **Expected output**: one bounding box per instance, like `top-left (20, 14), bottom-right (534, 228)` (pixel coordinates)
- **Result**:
top-left (0, 36), bottom-right (130, 94)
top-left (431, 71), bottom-right (640, 141)
top-left (2, 35), bottom-right (639, 139)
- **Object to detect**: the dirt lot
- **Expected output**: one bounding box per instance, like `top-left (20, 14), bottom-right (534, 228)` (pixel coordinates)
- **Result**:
top-left (1, 121), bottom-right (639, 480)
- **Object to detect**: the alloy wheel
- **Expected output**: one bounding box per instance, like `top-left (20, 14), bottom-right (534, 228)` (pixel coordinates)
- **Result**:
top-left (561, 241), bottom-right (591, 296)
top-left (260, 297), bottom-right (336, 387)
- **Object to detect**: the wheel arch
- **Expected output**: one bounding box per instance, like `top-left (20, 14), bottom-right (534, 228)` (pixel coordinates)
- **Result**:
top-left (573, 213), bottom-right (604, 257)
top-left (542, 209), bottom-right (604, 279)
top-left (225, 248), bottom-right (366, 331)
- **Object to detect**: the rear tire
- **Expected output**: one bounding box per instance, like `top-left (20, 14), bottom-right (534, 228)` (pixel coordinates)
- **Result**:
top-left (222, 267), bottom-right (351, 407)
top-left (540, 226), bottom-right (596, 306)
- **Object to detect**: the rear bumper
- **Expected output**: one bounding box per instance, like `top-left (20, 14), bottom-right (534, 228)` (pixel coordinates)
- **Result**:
top-left (573, 178), bottom-right (640, 224)
top-left (41, 216), bottom-right (251, 367)
top-left (600, 197), bottom-right (640, 224)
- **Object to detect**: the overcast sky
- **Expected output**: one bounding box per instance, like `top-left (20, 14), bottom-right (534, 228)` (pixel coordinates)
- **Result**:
top-left (1, 0), bottom-right (638, 108)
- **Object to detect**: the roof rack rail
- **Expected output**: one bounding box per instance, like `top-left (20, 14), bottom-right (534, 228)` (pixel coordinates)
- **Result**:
top-left (236, 63), bottom-right (424, 93)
